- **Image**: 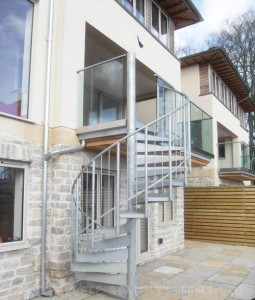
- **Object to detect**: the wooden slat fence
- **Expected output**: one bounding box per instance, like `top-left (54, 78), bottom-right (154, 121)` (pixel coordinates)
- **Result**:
top-left (184, 186), bottom-right (255, 246)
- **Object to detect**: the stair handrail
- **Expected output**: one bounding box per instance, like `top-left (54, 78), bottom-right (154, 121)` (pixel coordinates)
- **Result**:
top-left (72, 97), bottom-right (191, 254)
top-left (71, 99), bottom-right (190, 193)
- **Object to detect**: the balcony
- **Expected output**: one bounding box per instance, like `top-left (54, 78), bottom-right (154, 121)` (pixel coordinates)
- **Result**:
top-left (190, 102), bottom-right (213, 166)
top-left (218, 142), bottom-right (255, 181)
top-left (75, 54), bottom-right (213, 168)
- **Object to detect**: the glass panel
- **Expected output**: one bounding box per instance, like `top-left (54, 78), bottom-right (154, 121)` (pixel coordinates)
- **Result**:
top-left (136, 0), bottom-right (144, 23)
top-left (190, 103), bottom-right (213, 154)
top-left (160, 12), bottom-right (168, 45)
top-left (152, 3), bottom-right (159, 37)
top-left (140, 217), bottom-right (148, 253)
top-left (0, 167), bottom-right (24, 243)
top-left (124, 0), bottom-right (133, 13)
top-left (0, 0), bottom-right (33, 118)
top-left (80, 57), bottom-right (126, 127)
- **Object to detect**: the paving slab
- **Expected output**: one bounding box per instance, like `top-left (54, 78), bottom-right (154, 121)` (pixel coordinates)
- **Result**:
top-left (230, 283), bottom-right (255, 300)
top-left (183, 265), bottom-right (219, 278)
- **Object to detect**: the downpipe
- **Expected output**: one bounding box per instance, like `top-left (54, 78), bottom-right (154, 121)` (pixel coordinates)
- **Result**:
top-left (40, 0), bottom-right (85, 296)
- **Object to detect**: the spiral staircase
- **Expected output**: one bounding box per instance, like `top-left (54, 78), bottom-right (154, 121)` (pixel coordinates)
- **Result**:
top-left (71, 94), bottom-right (191, 299)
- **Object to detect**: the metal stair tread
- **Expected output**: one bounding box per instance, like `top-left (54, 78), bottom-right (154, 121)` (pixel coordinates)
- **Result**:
top-left (120, 209), bottom-right (146, 219)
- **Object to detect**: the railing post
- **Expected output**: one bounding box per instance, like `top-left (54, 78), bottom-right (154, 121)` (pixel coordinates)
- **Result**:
top-left (183, 104), bottom-right (188, 186)
top-left (187, 100), bottom-right (192, 172)
top-left (127, 52), bottom-right (137, 300)
top-left (116, 143), bottom-right (120, 235)
top-left (91, 161), bottom-right (96, 249)
top-left (168, 115), bottom-right (173, 200)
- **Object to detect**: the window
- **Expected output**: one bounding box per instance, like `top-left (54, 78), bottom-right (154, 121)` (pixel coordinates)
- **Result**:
top-left (123, 0), bottom-right (145, 23)
top-left (82, 171), bottom-right (115, 228)
top-left (0, 0), bottom-right (33, 118)
top-left (0, 163), bottom-right (25, 244)
top-left (159, 201), bottom-right (173, 222)
top-left (218, 144), bottom-right (225, 158)
top-left (152, 2), bottom-right (168, 45)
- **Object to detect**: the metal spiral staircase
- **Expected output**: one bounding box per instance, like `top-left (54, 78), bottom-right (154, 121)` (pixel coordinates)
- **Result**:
top-left (71, 96), bottom-right (191, 299)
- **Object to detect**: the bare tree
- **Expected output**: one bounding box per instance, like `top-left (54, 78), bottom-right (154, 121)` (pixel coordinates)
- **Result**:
top-left (206, 8), bottom-right (255, 162)
top-left (175, 41), bottom-right (204, 58)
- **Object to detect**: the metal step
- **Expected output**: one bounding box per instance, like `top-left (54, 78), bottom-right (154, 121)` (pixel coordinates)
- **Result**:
top-left (131, 193), bottom-right (170, 205)
top-left (136, 166), bottom-right (186, 178)
top-left (120, 209), bottom-right (146, 219)
top-left (76, 248), bottom-right (128, 263)
top-left (136, 142), bottom-right (183, 153)
top-left (84, 222), bottom-right (131, 237)
top-left (72, 261), bottom-right (127, 274)
top-left (80, 282), bottom-right (127, 299)
top-left (75, 272), bottom-right (127, 286)
top-left (80, 235), bottom-right (129, 251)
top-left (136, 133), bottom-right (169, 143)
top-left (137, 154), bottom-right (184, 165)
top-left (134, 178), bottom-right (184, 190)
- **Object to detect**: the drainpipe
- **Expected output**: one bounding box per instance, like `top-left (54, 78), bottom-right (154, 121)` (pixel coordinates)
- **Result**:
top-left (40, 0), bottom-right (85, 296)
top-left (40, 0), bottom-right (54, 296)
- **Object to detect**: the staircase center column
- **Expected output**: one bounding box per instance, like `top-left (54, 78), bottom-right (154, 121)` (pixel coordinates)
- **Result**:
top-left (127, 52), bottom-right (137, 300)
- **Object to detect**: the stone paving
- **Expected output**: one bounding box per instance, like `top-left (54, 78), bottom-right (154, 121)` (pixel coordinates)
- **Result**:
top-left (36, 241), bottom-right (255, 300)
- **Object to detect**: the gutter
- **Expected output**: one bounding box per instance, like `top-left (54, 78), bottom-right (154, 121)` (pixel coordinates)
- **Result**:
top-left (40, 0), bottom-right (85, 296)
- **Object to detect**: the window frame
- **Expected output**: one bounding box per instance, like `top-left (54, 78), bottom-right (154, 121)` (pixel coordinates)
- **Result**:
top-left (151, 1), bottom-right (169, 46)
top-left (82, 169), bottom-right (116, 228)
top-left (0, 160), bottom-right (29, 252)
top-left (159, 200), bottom-right (173, 224)
top-left (122, 0), bottom-right (145, 24)
top-left (0, 0), bottom-right (34, 120)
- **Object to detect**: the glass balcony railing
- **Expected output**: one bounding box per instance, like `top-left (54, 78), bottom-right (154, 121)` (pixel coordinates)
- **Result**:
top-left (77, 55), bottom-right (127, 128)
top-left (218, 142), bottom-right (255, 174)
top-left (190, 103), bottom-right (213, 155)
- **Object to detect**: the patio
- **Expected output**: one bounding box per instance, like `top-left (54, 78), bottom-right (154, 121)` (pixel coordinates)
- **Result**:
top-left (37, 240), bottom-right (255, 300)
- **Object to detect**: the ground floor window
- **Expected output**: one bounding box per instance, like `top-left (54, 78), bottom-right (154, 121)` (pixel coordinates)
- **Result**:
top-left (159, 201), bottom-right (173, 223)
top-left (82, 171), bottom-right (115, 229)
top-left (0, 162), bottom-right (25, 244)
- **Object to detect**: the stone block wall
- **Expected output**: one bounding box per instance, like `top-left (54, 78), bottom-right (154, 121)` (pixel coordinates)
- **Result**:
top-left (149, 187), bottom-right (184, 260)
top-left (0, 133), bottom-right (43, 300)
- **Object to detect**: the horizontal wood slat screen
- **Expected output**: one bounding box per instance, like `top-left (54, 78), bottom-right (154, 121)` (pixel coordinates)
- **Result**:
top-left (184, 186), bottom-right (255, 246)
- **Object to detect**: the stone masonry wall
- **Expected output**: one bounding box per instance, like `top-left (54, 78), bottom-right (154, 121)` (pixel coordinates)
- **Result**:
top-left (0, 133), bottom-right (43, 300)
top-left (149, 187), bottom-right (184, 260)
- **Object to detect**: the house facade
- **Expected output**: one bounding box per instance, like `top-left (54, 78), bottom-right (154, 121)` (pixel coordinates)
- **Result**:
top-left (0, 0), bottom-right (202, 299)
top-left (181, 48), bottom-right (255, 186)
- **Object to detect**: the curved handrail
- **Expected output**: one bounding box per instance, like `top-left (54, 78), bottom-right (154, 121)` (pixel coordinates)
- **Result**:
top-left (72, 97), bottom-right (191, 253)
top-left (71, 100), bottom-right (189, 193)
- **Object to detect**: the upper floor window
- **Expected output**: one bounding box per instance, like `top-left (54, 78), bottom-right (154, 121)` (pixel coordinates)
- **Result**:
top-left (152, 2), bottom-right (168, 46)
top-left (0, 0), bottom-right (33, 118)
top-left (123, 0), bottom-right (145, 23)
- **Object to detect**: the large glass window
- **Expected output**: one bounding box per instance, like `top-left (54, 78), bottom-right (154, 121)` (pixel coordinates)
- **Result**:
top-left (152, 2), bottom-right (168, 45)
top-left (0, 0), bottom-right (33, 118)
top-left (0, 165), bottom-right (25, 244)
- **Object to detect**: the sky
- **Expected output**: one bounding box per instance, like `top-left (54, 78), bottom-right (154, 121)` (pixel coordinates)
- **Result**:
top-left (176, 0), bottom-right (255, 48)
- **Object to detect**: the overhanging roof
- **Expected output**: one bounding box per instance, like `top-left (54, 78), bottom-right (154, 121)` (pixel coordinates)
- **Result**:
top-left (181, 47), bottom-right (255, 112)
top-left (157, 0), bottom-right (203, 30)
